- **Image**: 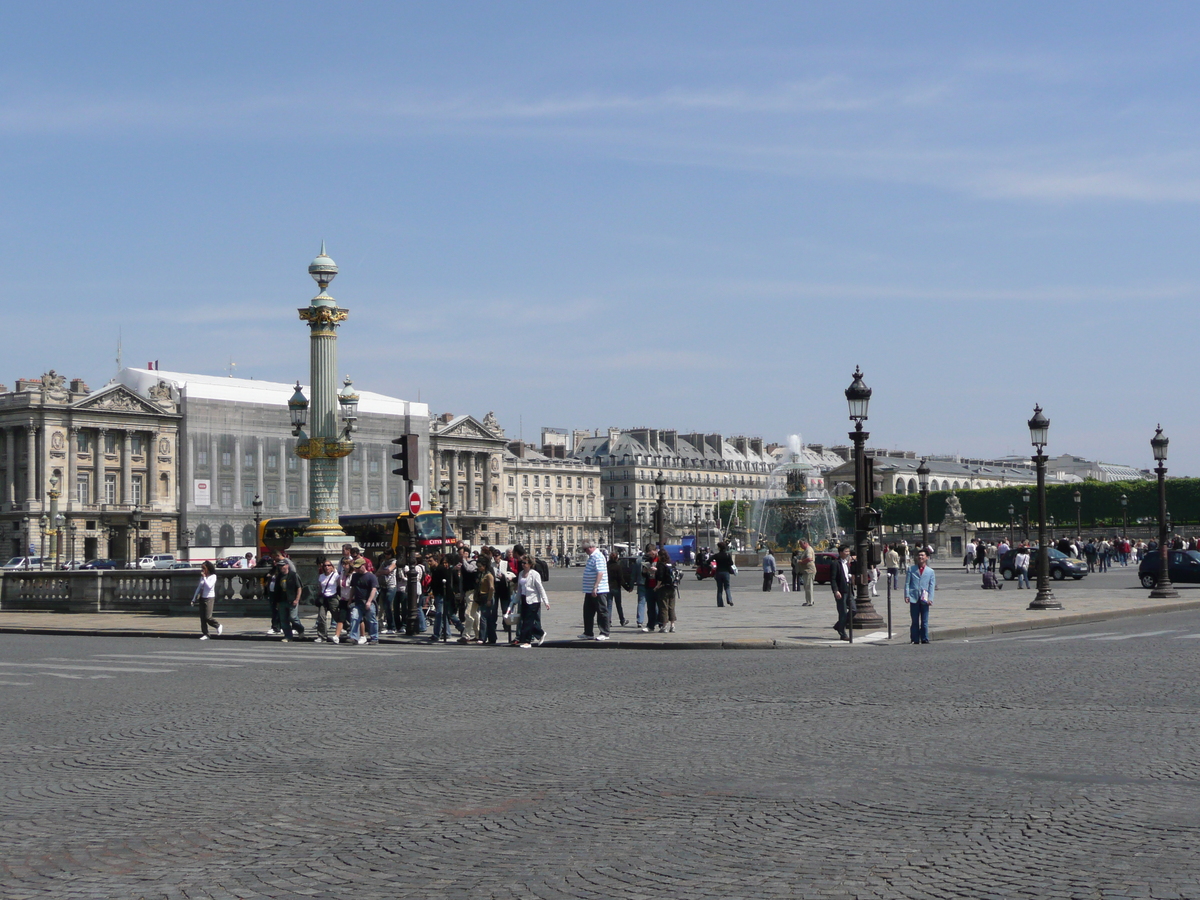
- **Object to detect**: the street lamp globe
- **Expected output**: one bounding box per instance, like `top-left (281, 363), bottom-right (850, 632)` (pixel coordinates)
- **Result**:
top-left (1008, 503), bottom-right (1015, 517)
top-left (1022, 488), bottom-right (1031, 507)
top-left (916, 458), bottom-right (929, 492)
top-left (1121, 493), bottom-right (1128, 508)
top-left (654, 471), bottom-right (666, 495)
top-left (338, 375), bottom-right (359, 434)
top-left (1074, 489), bottom-right (1081, 506)
top-left (1151, 425), bottom-right (1169, 462)
top-left (308, 242), bottom-right (338, 290)
top-left (288, 382), bottom-right (309, 432)
top-left (845, 366), bottom-right (871, 421)
top-left (1027, 404), bottom-right (1050, 450)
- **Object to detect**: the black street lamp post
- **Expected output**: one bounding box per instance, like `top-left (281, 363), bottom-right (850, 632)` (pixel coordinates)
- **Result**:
top-left (1120, 493), bottom-right (1128, 538)
top-left (846, 366), bottom-right (884, 629)
top-left (624, 502), bottom-right (633, 553)
top-left (22, 515), bottom-right (30, 566)
top-left (438, 483), bottom-right (450, 557)
top-left (655, 471), bottom-right (667, 549)
top-left (68, 521), bottom-right (78, 568)
top-left (130, 507), bottom-right (142, 564)
top-left (1022, 488), bottom-right (1031, 540)
top-left (916, 458), bottom-right (930, 553)
top-left (1027, 405), bottom-right (1062, 610)
top-left (1008, 503), bottom-right (1015, 547)
top-left (252, 494), bottom-right (263, 561)
top-left (1150, 426), bottom-right (1177, 599)
top-left (1074, 489), bottom-right (1082, 537)
top-left (39, 515), bottom-right (48, 569)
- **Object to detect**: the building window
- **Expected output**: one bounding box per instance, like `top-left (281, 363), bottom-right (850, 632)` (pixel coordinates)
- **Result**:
top-left (220, 483), bottom-right (232, 507)
top-left (245, 452), bottom-right (254, 469)
top-left (588, 500), bottom-right (594, 516)
top-left (369, 489), bottom-right (380, 510)
top-left (388, 488), bottom-right (399, 509)
top-left (242, 525), bottom-right (255, 545)
top-left (288, 489), bottom-right (299, 508)
top-left (522, 475), bottom-right (528, 487)
top-left (533, 475), bottom-right (539, 487)
top-left (76, 432), bottom-right (89, 452)
top-left (522, 498), bottom-right (530, 515)
top-left (131, 436), bottom-right (143, 456)
top-left (131, 475), bottom-right (143, 506)
top-left (509, 498), bottom-right (516, 516)
top-left (195, 524), bottom-right (212, 546)
top-left (287, 456), bottom-right (298, 471)
top-left (534, 498), bottom-right (541, 516)
top-left (508, 476), bottom-right (514, 487)
top-left (219, 524), bottom-right (235, 546)
top-left (351, 487), bottom-right (362, 508)
top-left (556, 476), bottom-right (562, 488)
top-left (566, 498), bottom-right (573, 518)
top-left (609, 486), bottom-right (615, 498)
top-left (105, 433), bottom-right (117, 454)
top-left (587, 478), bottom-right (593, 489)
top-left (76, 473), bottom-right (90, 504)
top-left (266, 487), bottom-right (277, 508)
top-left (221, 451), bottom-right (231, 467)
top-left (103, 473), bottom-right (116, 505)
top-left (556, 498), bottom-right (563, 517)
top-left (197, 449), bottom-right (208, 466)
top-left (351, 458), bottom-right (362, 475)
top-left (267, 453), bottom-right (277, 470)
top-left (369, 459), bottom-right (379, 475)
top-left (243, 486), bottom-right (255, 507)
top-left (623, 486), bottom-right (629, 497)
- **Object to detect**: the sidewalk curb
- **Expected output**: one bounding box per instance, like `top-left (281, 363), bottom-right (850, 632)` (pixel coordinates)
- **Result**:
top-left (929, 598), bottom-right (1200, 641)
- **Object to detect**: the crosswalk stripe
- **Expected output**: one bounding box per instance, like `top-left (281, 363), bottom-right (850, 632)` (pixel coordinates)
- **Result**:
top-left (1092, 630), bottom-right (1178, 641)
top-left (1173, 634), bottom-right (1200, 639)
top-left (1024, 632), bottom-right (1120, 643)
top-left (0, 661), bottom-right (173, 673)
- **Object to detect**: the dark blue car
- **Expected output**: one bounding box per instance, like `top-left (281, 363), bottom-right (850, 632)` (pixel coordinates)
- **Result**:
top-left (1138, 549), bottom-right (1200, 589)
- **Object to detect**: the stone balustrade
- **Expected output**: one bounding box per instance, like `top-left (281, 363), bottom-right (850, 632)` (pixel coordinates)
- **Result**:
top-left (0, 568), bottom-right (277, 615)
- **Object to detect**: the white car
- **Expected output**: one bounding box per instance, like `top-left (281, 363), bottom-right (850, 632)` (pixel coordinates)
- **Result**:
top-left (1, 557), bottom-right (45, 570)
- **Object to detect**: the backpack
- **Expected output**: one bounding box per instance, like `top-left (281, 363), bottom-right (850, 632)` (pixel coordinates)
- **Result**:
top-left (534, 558), bottom-right (550, 582)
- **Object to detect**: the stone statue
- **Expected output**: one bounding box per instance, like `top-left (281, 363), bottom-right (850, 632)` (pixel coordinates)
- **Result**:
top-left (148, 380), bottom-right (176, 410)
top-left (42, 370), bottom-right (68, 403)
top-left (945, 491), bottom-right (963, 518)
top-left (482, 411), bottom-right (504, 437)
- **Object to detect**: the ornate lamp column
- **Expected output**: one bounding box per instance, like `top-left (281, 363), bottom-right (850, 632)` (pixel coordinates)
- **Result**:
top-left (1008, 503), bottom-right (1015, 548)
top-left (287, 245), bottom-right (357, 589)
top-left (1027, 405), bottom-right (1062, 610)
top-left (1074, 489), bottom-right (1082, 538)
top-left (1149, 426), bottom-right (1177, 599)
top-left (655, 471), bottom-right (667, 549)
top-left (846, 366), bottom-right (884, 629)
top-left (1120, 493), bottom-right (1128, 539)
top-left (916, 458), bottom-right (930, 552)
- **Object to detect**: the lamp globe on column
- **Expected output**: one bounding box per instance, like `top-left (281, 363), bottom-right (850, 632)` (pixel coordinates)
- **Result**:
top-left (338, 376), bottom-right (359, 437)
top-left (288, 382), bottom-right (309, 436)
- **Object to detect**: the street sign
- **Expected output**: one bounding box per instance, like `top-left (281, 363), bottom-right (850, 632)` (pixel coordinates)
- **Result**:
top-left (409, 491), bottom-right (421, 515)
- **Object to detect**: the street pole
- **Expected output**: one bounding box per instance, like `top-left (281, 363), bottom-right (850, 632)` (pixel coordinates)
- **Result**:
top-left (252, 494), bottom-right (263, 562)
top-left (1022, 488), bottom-right (1031, 541)
top-left (1027, 405), bottom-right (1061, 610)
top-left (1149, 426), bottom-right (1177, 599)
top-left (439, 483), bottom-right (450, 558)
top-left (655, 471), bottom-right (666, 549)
top-left (846, 366), bottom-right (883, 630)
top-left (917, 459), bottom-right (929, 554)
top-left (1008, 504), bottom-right (1015, 548)
top-left (1120, 493), bottom-right (1128, 540)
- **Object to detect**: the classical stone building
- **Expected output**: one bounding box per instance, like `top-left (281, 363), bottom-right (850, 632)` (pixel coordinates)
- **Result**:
top-left (504, 439), bottom-right (605, 556)
top-left (0, 370), bottom-right (181, 564)
top-left (117, 368), bottom-right (428, 557)
top-left (572, 428), bottom-right (781, 541)
top-left (427, 412), bottom-right (509, 548)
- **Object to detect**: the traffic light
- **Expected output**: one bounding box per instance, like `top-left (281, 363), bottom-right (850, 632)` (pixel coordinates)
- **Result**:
top-left (391, 434), bottom-right (420, 482)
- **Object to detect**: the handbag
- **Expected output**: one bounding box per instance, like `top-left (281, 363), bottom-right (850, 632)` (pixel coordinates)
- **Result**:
top-left (730, 564), bottom-right (738, 575)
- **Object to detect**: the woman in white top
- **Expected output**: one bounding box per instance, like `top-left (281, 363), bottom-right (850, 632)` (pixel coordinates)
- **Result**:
top-left (517, 555), bottom-right (550, 647)
top-left (192, 561), bottom-right (221, 639)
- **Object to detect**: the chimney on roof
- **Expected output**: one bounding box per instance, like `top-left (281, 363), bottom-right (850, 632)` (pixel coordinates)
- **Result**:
top-left (749, 437), bottom-right (763, 456)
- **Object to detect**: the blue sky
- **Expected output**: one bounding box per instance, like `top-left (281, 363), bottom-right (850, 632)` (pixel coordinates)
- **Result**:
top-left (4, 2), bottom-right (1199, 476)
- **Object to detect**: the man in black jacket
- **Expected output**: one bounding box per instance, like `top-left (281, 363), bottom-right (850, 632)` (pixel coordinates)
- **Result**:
top-left (830, 545), bottom-right (854, 641)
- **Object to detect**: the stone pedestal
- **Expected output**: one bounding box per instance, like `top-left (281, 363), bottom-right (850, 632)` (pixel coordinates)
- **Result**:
top-left (937, 493), bottom-right (969, 562)
top-left (286, 534), bottom-right (347, 603)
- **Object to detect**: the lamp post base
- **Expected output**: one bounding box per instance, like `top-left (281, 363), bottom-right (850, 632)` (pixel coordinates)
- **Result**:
top-left (1149, 585), bottom-right (1180, 599)
top-left (1027, 588), bottom-right (1062, 610)
top-left (851, 599), bottom-right (885, 630)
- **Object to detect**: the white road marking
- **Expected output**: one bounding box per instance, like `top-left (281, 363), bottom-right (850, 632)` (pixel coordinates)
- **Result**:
top-left (1024, 632), bottom-right (1120, 643)
top-left (1173, 634), bottom-right (1200, 639)
top-left (0, 662), bottom-right (173, 673)
top-left (0, 680), bottom-right (33, 686)
top-left (1092, 630), bottom-right (1179, 641)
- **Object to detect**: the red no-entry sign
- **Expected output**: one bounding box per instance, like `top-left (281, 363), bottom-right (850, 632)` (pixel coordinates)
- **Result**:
top-left (409, 491), bottom-right (421, 515)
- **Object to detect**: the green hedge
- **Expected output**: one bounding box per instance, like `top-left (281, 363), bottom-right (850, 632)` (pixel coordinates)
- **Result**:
top-left (869, 479), bottom-right (1191, 528)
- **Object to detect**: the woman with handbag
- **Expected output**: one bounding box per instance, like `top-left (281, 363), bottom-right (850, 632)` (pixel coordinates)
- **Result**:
top-left (192, 561), bottom-right (221, 640)
top-left (516, 554), bottom-right (549, 647)
top-left (654, 552), bottom-right (676, 633)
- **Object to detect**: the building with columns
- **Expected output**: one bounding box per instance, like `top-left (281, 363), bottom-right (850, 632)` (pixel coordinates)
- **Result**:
top-left (572, 428), bottom-right (781, 542)
top-left (0, 370), bottom-right (181, 564)
top-left (504, 439), bottom-right (605, 557)
top-left (116, 368), bottom-right (428, 557)
top-left (427, 412), bottom-right (508, 548)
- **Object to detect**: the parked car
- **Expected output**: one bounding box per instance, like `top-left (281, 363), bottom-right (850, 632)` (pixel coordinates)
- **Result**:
top-left (998, 547), bottom-right (1086, 581)
top-left (136, 554), bottom-right (177, 569)
top-left (1, 556), bottom-right (44, 570)
top-left (170, 561), bottom-right (198, 569)
top-left (814, 551), bottom-right (840, 585)
top-left (1137, 548), bottom-right (1200, 589)
top-left (80, 558), bottom-right (120, 570)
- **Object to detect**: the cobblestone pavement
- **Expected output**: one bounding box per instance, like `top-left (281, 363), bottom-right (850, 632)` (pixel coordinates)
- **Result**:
top-left (4, 563), bottom-right (1199, 647)
top-left (2, 610), bottom-right (1199, 899)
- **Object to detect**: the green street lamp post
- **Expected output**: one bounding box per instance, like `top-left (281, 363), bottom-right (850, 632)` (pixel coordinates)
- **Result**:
top-left (1074, 489), bottom-right (1082, 537)
top-left (1027, 405), bottom-right (1061, 610)
top-left (1008, 503), bottom-right (1015, 547)
top-left (1120, 493), bottom-right (1128, 538)
top-left (1022, 488), bottom-right (1031, 540)
top-left (1149, 426), bottom-right (1178, 599)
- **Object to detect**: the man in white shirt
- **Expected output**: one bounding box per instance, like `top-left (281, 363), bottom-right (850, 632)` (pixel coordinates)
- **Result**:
top-left (579, 538), bottom-right (611, 641)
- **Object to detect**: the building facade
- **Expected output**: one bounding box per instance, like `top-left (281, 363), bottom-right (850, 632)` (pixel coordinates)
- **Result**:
top-left (505, 439), bottom-right (605, 556)
top-left (572, 428), bottom-right (781, 541)
top-left (117, 368), bottom-right (428, 556)
top-left (0, 370), bottom-right (181, 564)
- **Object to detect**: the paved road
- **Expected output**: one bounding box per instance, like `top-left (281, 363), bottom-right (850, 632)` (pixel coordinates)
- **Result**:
top-left (3, 610), bottom-right (1198, 899)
